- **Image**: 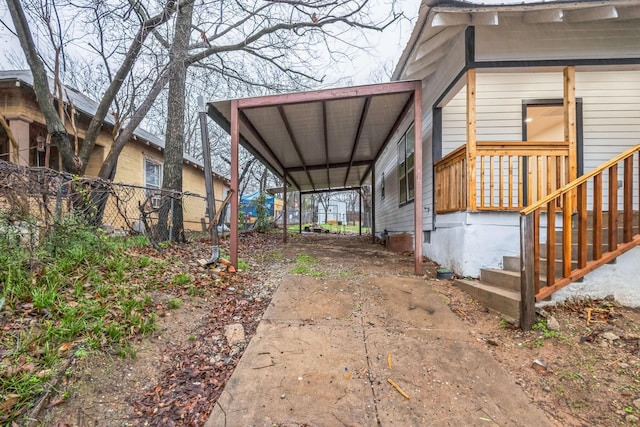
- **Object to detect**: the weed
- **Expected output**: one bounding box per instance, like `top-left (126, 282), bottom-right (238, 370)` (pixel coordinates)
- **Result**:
top-left (238, 259), bottom-right (250, 271)
top-left (291, 254), bottom-right (326, 276)
top-left (138, 255), bottom-right (151, 268)
top-left (168, 298), bottom-right (182, 309)
top-left (172, 273), bottom-right (192, 286)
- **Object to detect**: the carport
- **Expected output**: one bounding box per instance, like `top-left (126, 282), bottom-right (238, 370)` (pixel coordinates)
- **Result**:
top-left (206, 80), bottom-right (424, 274)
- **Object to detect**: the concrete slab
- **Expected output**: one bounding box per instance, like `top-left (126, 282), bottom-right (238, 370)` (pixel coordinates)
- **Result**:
top-left (206, 257), bottom-right (553, 427)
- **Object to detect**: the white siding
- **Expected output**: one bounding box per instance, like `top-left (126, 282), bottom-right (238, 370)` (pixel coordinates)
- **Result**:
top-left (476, 20), bottom-right (640, 62)
top-left (442, 72), bottom-right (565, 154)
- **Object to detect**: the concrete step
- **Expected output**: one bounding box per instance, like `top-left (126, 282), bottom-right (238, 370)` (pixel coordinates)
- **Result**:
top-left (503, 256), bottom-right (520, 272)
top-left (540, 242), bottom-right (609, 261)
top-left (454, 279), bottom-right (520, 322)
top-left (480, 268), bottom-right (521, 292)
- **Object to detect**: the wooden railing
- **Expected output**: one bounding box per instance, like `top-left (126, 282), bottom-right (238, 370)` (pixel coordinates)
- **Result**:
top-left (434, 145), bottom-right (467, 213)
top-left (476, 141), bottom-right (569, 209)
top-left (519, 144), bottom-right (640, 329)
top-left (434, 141), bottom-right (570, 213)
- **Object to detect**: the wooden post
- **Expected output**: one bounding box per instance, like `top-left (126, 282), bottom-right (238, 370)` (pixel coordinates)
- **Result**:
top-left (197, 97), bottom-right (216, 240)
top-left (520, 213), bottom-right (536, 330)
top-left (564, 66), bottom-right (577, 207)
top-left (414, 80), bottom-right (423, 275)
top-left (230, 100), bottom-right (239, 268)
top-left (467, 69), bottom-right (477, 210)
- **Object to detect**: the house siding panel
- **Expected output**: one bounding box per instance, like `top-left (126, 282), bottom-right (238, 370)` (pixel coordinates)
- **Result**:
top-left (476, 20), bottom-right (640, 62)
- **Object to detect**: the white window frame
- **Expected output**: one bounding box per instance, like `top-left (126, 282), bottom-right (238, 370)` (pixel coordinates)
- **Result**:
top-left (144, 158), bottom-right (162, 190)
top-left (397, 124), bottom-right (415, 205)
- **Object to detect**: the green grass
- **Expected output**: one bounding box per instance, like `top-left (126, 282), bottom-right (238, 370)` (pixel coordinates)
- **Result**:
top-left (167, 298), bottom-right (182, 309)
top-left (172, 273), bottom-right (192, 286)
top-left (290, 254), bottom-right (326, 277)
top-left (0, 216), bottom-right (163, 424)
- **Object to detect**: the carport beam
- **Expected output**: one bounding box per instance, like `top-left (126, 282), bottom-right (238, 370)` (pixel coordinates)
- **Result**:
top-left (230, 100), bottom-right (239, 268)
top-left (413, 82), bottom-right (423, 275)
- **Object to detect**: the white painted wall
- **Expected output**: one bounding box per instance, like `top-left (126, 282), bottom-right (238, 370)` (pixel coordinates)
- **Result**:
top-left (426, 211), bottom-right (521, 277)
top-left (551, 247), bottom-right (640, 308)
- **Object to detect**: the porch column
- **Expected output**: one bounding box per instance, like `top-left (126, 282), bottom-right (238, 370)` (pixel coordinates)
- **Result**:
top-left (564, 66), bottom-right (577, 208)
top-left (413, 81), bottom-right (424, 275)
top-left (283, 173), bottom-right (288, 243)
top-left (371, 162), bottom-right (376, 243)
top-left (230, 100), bottom-right (239, 268)
top-left (466, 69), bottom-right (477, 211)
top-left (8, 116), bottom-right (31, 166)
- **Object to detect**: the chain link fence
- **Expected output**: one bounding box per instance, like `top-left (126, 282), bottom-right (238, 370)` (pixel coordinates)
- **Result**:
top-left (0, 160), bottom-right (225, 243)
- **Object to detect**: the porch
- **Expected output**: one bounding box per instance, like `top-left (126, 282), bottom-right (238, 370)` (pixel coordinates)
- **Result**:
top-left (433, 67), bottom-right (640, 328)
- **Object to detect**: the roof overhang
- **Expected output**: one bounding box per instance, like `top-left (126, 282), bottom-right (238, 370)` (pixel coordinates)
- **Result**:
top-left (393, 0), bottom-right (640, 82)
top-left (207, 81), bottom-right (421, 193)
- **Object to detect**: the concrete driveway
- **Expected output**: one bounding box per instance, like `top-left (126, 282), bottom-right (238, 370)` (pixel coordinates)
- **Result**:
top-left (205, 236), bottom-right (553, 427)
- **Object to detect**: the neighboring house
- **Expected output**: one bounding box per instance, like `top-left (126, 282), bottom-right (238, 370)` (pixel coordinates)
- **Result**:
top-left (240, 191), bottom-right (284, 223)
top-left (376, 0), bottom-right (640, 324)
top-left (317, 198), bottom-right (347, 225)
top-left (0, 70), bottom-right (230, 231)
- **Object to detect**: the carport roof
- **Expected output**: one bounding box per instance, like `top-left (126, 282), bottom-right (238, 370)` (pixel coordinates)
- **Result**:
top-left (207, 81), bottom-right (421, 193)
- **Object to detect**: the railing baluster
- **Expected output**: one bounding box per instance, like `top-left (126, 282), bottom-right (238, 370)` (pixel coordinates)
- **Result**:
top-left (499, 155), bottom-right (504, 208)
top-left (547, 201), bottom-right (556, 284)
top-left (534, 209), bottom-right (541, 294)
top-left (480, 155), bottom-right (485, 209)
top-left (577, 182), bottom-right (588, 269)
top-left (562, 192), bottom-right (572, 278)
top-left (593, 174), bottom-right (603, 260)
top-left (490, 156), bottom-right (495, 208)
top-left (508, 156), bottom-right (513, 208)
top-left (546, 156), bottom-right (553, 198)
top-left (609, 164), bottom-right (618, 252)
top-left (624, 156), bottom-right (633, 243)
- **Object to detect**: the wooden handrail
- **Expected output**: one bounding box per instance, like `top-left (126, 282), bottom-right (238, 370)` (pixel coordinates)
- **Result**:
top-left (434, 145), bottom-right (466, 169)
top-left (521, 144), bottom-right (640, 216)
top-left (519, 143), bottom-right (640, 329)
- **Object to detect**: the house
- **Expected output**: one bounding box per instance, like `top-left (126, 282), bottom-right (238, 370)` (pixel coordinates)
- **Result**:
top-left (374, 0), bottom-right (640, 325)
top-left (240, 191), bottom-right (284, 223)
top-left (204, 0), bottom-right (639, 327)
top-left (317, 198), bottom-right (347, 225)
top-left (0, 70), bottom-right (230, 231)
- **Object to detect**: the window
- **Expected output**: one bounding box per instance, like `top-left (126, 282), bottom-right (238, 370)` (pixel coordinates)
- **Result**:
top-left (144, 158), bottom-right (162, 190)
top-left (381, 172), bottom-right (385, 200)
top-left (397, 124), bottom-right (415, 205)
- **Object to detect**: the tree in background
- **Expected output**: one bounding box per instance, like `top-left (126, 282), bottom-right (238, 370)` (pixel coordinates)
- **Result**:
top-left (6, 0), bottom-right (403, 238)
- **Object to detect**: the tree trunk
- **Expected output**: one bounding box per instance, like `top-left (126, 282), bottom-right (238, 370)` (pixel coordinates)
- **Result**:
top-left (7, 0), bottom-right (78, 173)
top-left (157, 1), bottom-right (193, 242)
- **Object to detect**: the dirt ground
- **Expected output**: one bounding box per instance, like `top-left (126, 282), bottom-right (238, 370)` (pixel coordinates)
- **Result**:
top-left (41, 232), bottom-right (640, 426)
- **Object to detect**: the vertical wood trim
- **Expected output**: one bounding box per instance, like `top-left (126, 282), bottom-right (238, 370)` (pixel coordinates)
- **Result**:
top-left (467, 69), bottom-right (477, 211)
top-left (498, 156), bottom-right (504, 208)
top-left (564, 66), bottom-right (577, 207)
top-left (520, 214), bottom-right (536, 330)
top-left (609, 164), bottom-right (619, 251)
top-left (489, 156), bottom-right (494, 207)
top-left (533, 209), bottom-right (540, 293)
top-left (546, 201), bottom-right (556, 285)
top-left (577, 183), bottom-right (587, 269)
top-left (480, 156), bottom-right (485, 207)
top-left (508, 157), bottom-right (513, 208)
top-left (230, 100), bottom-right (239, 268)
top-left (414, 81), bottom-right (424, 275)
top-left (593, 174), bottom-right (603, 260)
top-left (623, 156), bottom-right (633, 243)
top-left (562, 192), bottom-right (572, 277)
